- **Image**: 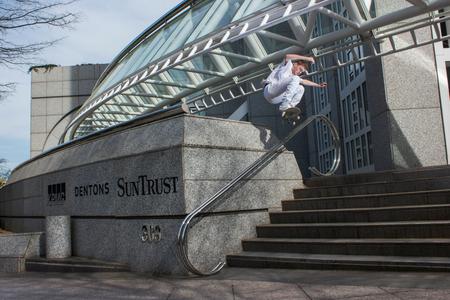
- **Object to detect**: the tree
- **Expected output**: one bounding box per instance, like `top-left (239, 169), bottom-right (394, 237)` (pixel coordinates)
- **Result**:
top-left (0, 159), bottom-right (10, 187)
top-left (0, 0), bottom-right (78, 100)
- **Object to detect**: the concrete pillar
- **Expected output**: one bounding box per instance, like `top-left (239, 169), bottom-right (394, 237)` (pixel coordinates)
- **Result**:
top-left (46, 216), bottom-right (71, 258)
top-left (366, 0), bottom-right (448, 171)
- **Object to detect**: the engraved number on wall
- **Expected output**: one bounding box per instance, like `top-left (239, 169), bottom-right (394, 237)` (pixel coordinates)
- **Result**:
top-left (141, 225), bottom-right (162, 243)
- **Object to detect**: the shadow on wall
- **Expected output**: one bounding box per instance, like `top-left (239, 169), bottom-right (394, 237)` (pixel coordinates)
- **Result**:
top-left (389, 112), bottom-right (422, 169)
top-left (287, 130), bottom-right (311, 178)
top-left (257, 95), bottom-right (309, 176)
top-left (254, 112), bottom-right (311, 177)
top-left (257, 126), bottom-right (279, 151)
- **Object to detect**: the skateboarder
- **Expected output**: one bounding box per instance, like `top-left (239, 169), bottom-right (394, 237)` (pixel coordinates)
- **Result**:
top-left (263, 54), bottom-right (327, 114)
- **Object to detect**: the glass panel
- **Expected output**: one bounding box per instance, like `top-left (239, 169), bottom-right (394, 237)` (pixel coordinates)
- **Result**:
top-left (351, 139), bottom-right (356, 170)
top-left (71, 0), bottom-right (320, 140)
top-left (367, 131), bottom-right (373, 164)
top-left (265, 21), bottom-right (296, 39)
top-left (151, 83), bottom-right (172, 96)
top-left (92, 0), bottom-right (282, 101)
top-left (258, 22), bottom-right (294, 54)
top-left (216, 42), bottom-right (252, 69)
top-left (346, 95), bottom-right (352, 136)
top-left (187, 0), bottom-right (246, 43)
top-left (167, 69), bottom-right (196, 85)
top-left (300, 13), bottom-right (308, 25)
top-left (314, 9), bottom-right (336, 37)
top-left (110, 33), bottom-right (167, 87)
top-left (345, 141), bottom-right (351, 171)
top-left (143, 0), bottom-right (215, 68)
top-left (356, 86), bottom-right (365, 127)
top-left (362, 82), bottom-right (370, 125)
top-left (342, 97), bottom-right (348, 137)
top-left (362, 133), bottom-right (368, 166)
top-left (95, 56), bottom-right (132, 96)
top-left (91, 1), bottom-right (213, 99)
top-left (136, 82), bottom-right (159, 97)
top-left (233, 0), bottom-right (279, 20)
top-left (191, 54), bottom-right (221, 73)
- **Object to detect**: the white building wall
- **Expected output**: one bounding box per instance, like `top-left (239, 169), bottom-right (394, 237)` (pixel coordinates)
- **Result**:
top-left (30, 64), bottom-right (108, 158)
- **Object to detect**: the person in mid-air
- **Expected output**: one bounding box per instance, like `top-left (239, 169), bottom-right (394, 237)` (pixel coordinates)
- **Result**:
top-left (263, 54), bottom-right (327, 115)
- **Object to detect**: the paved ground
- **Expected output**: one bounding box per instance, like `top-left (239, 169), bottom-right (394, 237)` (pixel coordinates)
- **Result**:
top-left (1, 267), bottom-right (450, 299)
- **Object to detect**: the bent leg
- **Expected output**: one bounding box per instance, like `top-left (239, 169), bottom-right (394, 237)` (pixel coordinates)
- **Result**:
top-left (289, 85), bottom-right (305, 107)
top-left (264, 85), bottom-right (283, 105)
top-left (279, 76), bottom-right (302, 111)
top-left (264, 81), bottom-right (286, 104)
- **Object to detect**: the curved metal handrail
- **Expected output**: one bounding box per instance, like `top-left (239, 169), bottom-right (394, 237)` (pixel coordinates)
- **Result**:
top-left (177, 114), bottom-right (341, 276)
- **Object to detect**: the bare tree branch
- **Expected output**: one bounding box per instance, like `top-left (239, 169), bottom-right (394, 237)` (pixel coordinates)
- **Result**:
top-left (0, 0), bottom-right (77, 30)
top-left (0, 83), bottom-right (15, 101)
top-left (0, 0), bottom-right (79, 100)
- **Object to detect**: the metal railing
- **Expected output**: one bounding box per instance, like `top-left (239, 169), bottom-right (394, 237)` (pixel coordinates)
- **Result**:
top-left (177, 114), bottom-right (341, 276)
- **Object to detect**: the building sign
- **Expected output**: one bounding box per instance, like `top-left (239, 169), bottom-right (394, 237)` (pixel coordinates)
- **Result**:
top-left (141, 225), bottom-right (162, 242)
top-left (117, 176), bottom-right (178, 197)
top-left (48, 183), bottom-right (66, 205)
top-left (75, 183), bottom-right (110, 197)
top-left (71, 176), bottom-right (179, 198)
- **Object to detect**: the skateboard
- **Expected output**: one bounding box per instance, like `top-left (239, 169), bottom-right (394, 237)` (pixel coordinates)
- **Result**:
top-left (282, 107), bottom-right (301, 125)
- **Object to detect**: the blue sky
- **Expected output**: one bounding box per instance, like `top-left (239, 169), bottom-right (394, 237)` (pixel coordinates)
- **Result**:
top-left (0, 0), bottom-right (180, 171)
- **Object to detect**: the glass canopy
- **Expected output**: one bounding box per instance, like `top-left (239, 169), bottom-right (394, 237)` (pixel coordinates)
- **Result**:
top-left (91, 0), bottom-right (279, 101)
top-left (61, 0), bottom-right (450, 142)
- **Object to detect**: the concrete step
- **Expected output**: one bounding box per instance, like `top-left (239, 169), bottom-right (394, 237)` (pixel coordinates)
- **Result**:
top-left (304, 172), bottom-right (392, 188)
top-left (0, 232), bottom-right (43, 272)
top-left (0, 256), bottom-right (25, 272)
top-left (0, 232), bottom-right (42, 257)
top-left (295, 175), bottom-right (450, 198)
top-left (226, 252), bottom-right (450, 272)
top-left (241, 238), bottom-right (450, 257)
top-left (282, 189), bottom-right (450, 211)
top-left (256, 221), bottom-right (450, 239)
top-left (270, 204), bottom-right (450, 223)
top-left (229, 167), bottom-right (450, 272)
top-left (304, 165), bottom-right (450, 188)
top-left (25, 257), bottom-right (129, 272)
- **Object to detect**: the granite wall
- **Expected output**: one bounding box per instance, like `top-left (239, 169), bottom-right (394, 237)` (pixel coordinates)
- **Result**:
top-left (1, 115), bottom-right (303, 274)
top-left (366, 0), bottom-right (448, 170)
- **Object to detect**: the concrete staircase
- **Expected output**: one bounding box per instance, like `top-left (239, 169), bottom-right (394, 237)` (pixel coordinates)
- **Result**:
top-left (227, 166), bottom-right (450, 272)
top-left (25, 257), bottom-right (129, 272)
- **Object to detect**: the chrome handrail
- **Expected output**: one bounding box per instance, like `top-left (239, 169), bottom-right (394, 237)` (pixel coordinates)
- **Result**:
top-left (177, 114), bottom-right (341, 276)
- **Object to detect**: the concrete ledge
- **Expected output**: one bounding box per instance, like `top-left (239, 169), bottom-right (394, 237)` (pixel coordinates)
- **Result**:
top-left (0, 116), bottom-right (303, 274)
top-left (0, 232), bottom-right (43, 272)
top-left (0, 257), bottom-right (24, 272)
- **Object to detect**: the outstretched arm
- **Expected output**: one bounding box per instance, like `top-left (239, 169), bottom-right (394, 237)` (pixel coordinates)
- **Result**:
top-left (302, 79), bottom-right (327, 88)
top-left (285, 54), bottom-right (315, 64)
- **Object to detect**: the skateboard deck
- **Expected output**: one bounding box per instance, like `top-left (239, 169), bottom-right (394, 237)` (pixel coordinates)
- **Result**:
top-left (282, 107), bottom-right (301, 125)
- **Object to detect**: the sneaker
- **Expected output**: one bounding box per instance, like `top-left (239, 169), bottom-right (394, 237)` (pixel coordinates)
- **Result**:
top-left (279, 103), bottom-right (290, 111)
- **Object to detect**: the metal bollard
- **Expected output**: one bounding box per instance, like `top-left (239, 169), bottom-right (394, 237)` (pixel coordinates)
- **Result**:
top-left (45, 216), bottom-right (71, 258)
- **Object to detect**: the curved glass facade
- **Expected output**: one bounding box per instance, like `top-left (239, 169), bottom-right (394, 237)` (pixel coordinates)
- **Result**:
top-left (91, 0), bottom-right (279, 100)
top-left (64, 0), bottom-right (292, 141)
top-left (61, 0), bottom-right (438, 143)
